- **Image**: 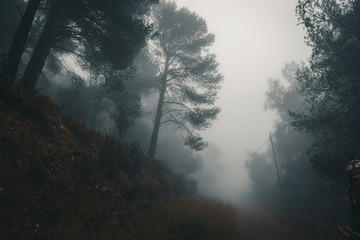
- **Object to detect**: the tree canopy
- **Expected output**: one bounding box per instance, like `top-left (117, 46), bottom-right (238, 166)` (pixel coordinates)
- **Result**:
top-left (246, 62), bottom-right (346, 217)
top-left (291, 0), bottom-right (360, 157)
top-left (146, 1), bottom-right (223, 158)
top-left (1, 0), bottom-right (157, 90)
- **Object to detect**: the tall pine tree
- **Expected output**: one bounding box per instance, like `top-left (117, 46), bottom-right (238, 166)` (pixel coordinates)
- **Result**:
top-left (147, 1), bottom-right (223, 158)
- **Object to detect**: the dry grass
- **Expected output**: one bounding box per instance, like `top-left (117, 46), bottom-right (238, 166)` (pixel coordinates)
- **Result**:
top-left (160, 197), bottom-right (239, 240)
top-left (116, 196), bottom-right (240, 240)
top-left (237, 204), bottom-right (341, 240)
top-left (0, 95), bottom-right (240, 240)
top-left (0, 88), bottom-right (342, 240)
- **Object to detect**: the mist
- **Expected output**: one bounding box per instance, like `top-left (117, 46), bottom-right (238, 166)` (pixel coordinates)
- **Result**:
top-left (1, 0), bottom-right (359, 238)
top-left (172, 0), bottom-right (312, 205)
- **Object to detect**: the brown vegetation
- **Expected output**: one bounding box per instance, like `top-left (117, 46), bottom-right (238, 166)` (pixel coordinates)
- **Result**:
top-left (0, 87), bottom-right (240, 239)
top-left (0, 84), bottom-right (346, 239)
top-left (237, 204), bottom-right (342, 240)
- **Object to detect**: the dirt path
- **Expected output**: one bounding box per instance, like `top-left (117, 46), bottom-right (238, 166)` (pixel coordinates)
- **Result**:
top-left (236, 204), bottom-right (341, 240)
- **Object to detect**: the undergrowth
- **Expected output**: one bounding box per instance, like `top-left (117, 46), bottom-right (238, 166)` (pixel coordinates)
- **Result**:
top-left (0, 77), bottom-right (56, 116)
top-left (0, 86), bottom-right (240, 239)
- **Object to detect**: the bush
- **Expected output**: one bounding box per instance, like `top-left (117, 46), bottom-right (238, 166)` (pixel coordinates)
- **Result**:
top-left (99, 136), bottom-right (148, 177)
top-left (63, 116), bottom-right (104, 146)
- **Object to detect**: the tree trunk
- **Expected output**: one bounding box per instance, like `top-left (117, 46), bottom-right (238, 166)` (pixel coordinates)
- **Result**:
top-left (2, 0), bottom-right (41, 84)
top-left (147, 58), bottom-right (169, 158)
top-left (22, 6), bottom-right (59, 90)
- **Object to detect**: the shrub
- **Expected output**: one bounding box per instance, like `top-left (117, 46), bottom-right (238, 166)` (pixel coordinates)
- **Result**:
top-left (99, 136), bottom-right (148, 177)
top-left (63, 116), bottom-right (104, 146)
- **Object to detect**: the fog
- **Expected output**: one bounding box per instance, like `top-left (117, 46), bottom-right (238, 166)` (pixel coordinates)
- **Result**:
top-left (173, 0), bottom-right (311, 204)
top-left (4, 0), bottom-right (360, 238)
top-left (10, 0), bottom-right (312, 205)
top-left (1, 0), bottom-right (352, 219)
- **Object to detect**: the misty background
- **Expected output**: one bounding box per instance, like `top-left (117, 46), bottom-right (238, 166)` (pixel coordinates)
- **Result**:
top-left (2, 0), bottom-right (358, 223)
top-left (174, 0), bottom-right (312, 203)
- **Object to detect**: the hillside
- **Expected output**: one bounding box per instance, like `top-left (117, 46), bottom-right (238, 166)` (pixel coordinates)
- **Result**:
top-left (0, 89), bottom-right (239, 240)
top-left (0, 88), bottom-right (347, 240)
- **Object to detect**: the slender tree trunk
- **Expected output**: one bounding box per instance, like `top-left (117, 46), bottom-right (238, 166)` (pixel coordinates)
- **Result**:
top-left (22, 6), bottom-right (60, 90)
top-left (148, 58), bottom-right (169, 158)
top-left (2, 0), bottom-right (41, 84)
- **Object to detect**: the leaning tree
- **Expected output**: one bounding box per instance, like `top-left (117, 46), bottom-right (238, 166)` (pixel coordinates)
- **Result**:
top-left (1, 0), bottom-right (157, 90)
top-left (1, 0), bottom-right (41, 85)
top-left (146, 1), bottom-right (223, 158)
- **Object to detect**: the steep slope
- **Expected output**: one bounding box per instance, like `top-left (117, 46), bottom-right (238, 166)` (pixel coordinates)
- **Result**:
top-left (0, 97), bottom-right (125, 239)
top-left (0, 94), bottom-right (239, 240)
top-left (0, 88), bottom-right (346, 240)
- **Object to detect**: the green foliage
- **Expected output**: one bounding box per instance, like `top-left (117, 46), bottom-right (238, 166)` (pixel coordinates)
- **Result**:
top-left (12, 0), bottom-right (156, 92)
top-left (103, 72), bottom-right (142, 136)
top-left (182, 85), bottom-right (216, 105)
top-left (247, 61), bottom-right (348, 216)
top-left (186, 107), bottom-right (220, 129)
top-left (75, 0), bottom-right (155, 71)
top-left (147, 1), bottom-right (223, 154)
top-left (50, 70), bottom-right (142, 138)
top-left (292, 0), bottom-right (360, 156)
top-left (184, 135), bottom-right (208, 151)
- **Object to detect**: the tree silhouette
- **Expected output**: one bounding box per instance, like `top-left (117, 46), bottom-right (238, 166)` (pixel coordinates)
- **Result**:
top-left (1, 0), bottom-right (41, 85)
top-left (146, 1), bottom-right (223, 158)
top-left (291, 0), bottom-right (360, 155)
top-left (2, 0), bottom-right (156, 90)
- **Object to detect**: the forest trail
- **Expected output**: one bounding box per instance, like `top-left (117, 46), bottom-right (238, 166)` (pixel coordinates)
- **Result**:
top-left (236, 204), bottom-right (341, 240)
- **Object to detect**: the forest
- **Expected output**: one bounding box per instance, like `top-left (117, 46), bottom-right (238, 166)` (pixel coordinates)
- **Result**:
top-left (246, 0), bottom-right (360, 221)
top-left (0, 0), bottom-right (360, 239)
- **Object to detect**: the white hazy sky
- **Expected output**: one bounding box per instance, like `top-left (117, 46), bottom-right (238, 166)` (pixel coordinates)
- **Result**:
top-left (174, 0), bottom-right (311, 204)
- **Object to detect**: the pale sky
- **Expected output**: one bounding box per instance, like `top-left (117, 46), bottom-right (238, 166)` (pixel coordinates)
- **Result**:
top-left (174, 0), bottom-right (311, 204)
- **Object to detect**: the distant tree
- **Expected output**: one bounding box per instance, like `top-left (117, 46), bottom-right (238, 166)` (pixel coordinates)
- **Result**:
top-left (126, 52), bottom-right (160, 97)
top-left (247, 63), bottom-right (314, 200)
top-left (264, 62), bottom-right (304, 120)
top-left (53, 70), bottom-right (142, 135)
top-left (291, 0), bottom-right (360, 156)
top-left (246, 62), bottom-right (347, 217)
top-left (103, 71), bottom-right (142, 137)
top-left (146, 1), bottom-right (223, 158)
top-left (245, 151), bottom-right (277, 201)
